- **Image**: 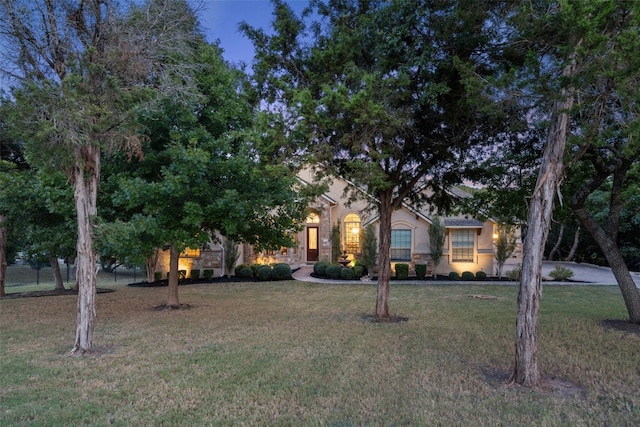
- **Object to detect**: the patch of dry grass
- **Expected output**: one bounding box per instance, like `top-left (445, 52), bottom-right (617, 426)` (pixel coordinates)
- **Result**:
top-left (1, 281), bottom-right (639, 426)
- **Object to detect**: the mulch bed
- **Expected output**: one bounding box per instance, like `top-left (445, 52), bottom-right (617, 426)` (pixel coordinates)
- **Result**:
top-left (1, 288), bottom-right (114, 299)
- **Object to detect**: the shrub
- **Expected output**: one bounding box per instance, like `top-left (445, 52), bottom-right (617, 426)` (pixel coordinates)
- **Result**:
top-left (353, 265), bottom-right (364, 278)
top-left (190, 269), bottom-right (200, 280)
top-left (475, 271), bottom-right (487, 280)
top-left (506, 264), bottom-right (522, 280)
top-left (415, 264), bottom-right (427, 279)
top-left (461, 271), bottom-right (475, 281)
top-left (549, 264), bottom-right (575, 281)
top-left (325, 264), bottom-right (342, 279)
top-left (272, 263), bottom-right (292, 280)
top-left (257, 265), bottom-right (273, 281)
top-left (203, 269), bottom-right (214, 279)
top-left (313, 260), bottom-right (330, 277)
top-left (250, 264), bottom-right (262, 277)
top-left (235, 264), bottom-right (250, 276)
top-left (154, 271), bottom-right (163, 281)
top-left (238, 267), bottom-right (253, 278)
top-left (341, 267), bottom-right (355, 279)
top-left (448, 271), bottom-right (460, 280)
top-left (395, 263), bottom-right (409, 280)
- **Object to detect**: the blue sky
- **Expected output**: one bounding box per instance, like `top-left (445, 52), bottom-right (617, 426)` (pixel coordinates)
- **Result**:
top-left (199, 0), bottom-right (310, 66)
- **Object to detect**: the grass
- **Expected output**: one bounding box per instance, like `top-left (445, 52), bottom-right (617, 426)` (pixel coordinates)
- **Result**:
top-left (1, 280), bottom-right (639, 426)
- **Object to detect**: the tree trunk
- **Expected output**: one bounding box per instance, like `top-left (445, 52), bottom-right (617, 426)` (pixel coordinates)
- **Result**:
top-left (512, 58), bottom-right (577, 387)
top-left (565, 226), bottom-right (580, 262)
top-left (145, 249), bottom-right (160, 283)
top-left (67, 147), bottom-right (100, 356)
top-left (0, 215), bottom-right (6, 297)
top-left (50, 255), bottom-right (65, 290)
top-left (547, 223), bottom-right (564, 261)
top-left (167, 244), bottom-right (181, 308)
top-left (375, 191), bottom-right (393, 320)
top-left (573, 208), bottom-right (640, 323)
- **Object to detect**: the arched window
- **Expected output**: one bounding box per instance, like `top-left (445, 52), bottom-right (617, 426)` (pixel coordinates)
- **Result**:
top-left (344, 213), bottom-right (361, 254)
top-left (306, 212), bottom-right (320, 223)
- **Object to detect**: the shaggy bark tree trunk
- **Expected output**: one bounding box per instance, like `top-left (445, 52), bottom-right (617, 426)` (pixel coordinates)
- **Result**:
top-left (565, 227), bottom-right (580, 262)
top-left (547, 224), bottom-right (564, 261)
top-left (0, 215), bottom-right (6, 297)
top-left (50, 255), bottom-right (65, 290)
top-left (512, 58), bottom-right (578, 387)
top-left (67, 146), bottom-right (100, 356)
top-left (572, 208), bottom-right (640, 323)
top-left (145, 249), bottom-right (160, 283)
top-left (375, 191), bottom-right (394, 320)
top-left (167, 244), bottom-right (181, 308)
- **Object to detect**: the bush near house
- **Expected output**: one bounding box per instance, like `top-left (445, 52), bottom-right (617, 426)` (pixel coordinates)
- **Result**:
top-left (448, 271), bottom-right (460, 280)
top-left (340, 267), bottom-right (355, 279)
top-left (238, 267), bottom-right (253, 278)
top-left (415, 264), bottom-right (427, 279)
top-left (475, 271), bottom-right (487, 280)
top-left (395, 263), bottom-right (409, 280)
top-left (325, 264), bottom-right (342, 279)
top-left (272, 263), bottom-right (292, 280)
top-left (257, 265), bottom-right (273, 281)
top-left (353, 265), bottom-right (364, 278)
top-left (461, 271), bottom-right (475, 281)
top-left (190, 269), bottom-right (200, 280)
top-left (154, 271), bottom-right (163, 281)
top-left (313, 260), bottom-right (330, 277)
top-left (203, 269), bottom-right (214, 279)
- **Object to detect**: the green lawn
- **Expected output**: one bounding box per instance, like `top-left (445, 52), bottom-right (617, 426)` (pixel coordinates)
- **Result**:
top-left (1, 281), bottom-right (638, 426)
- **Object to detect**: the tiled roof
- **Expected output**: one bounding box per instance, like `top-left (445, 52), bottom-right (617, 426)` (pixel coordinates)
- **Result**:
top-left (444, 218), bottom-right (483, 228)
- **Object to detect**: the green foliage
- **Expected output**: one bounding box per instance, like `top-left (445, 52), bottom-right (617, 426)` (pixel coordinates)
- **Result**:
top-left (353, 265), bottom-right (364, 278)
top-left (549, 265), bottom-right (575, 281)
top-left (448, 272), bottom-right (460, 280)
top-left (331, 224), bottom-right (341, 264)
top-left (325, 264), bottom-right (342, 279)
top-left (475, 271), bottom-right (488, 280)
top-left (494, 223), bottom-right (518, 278)
top-left (506, 265), bottom-right (522, 281)
top-left (272, 263), bottom-right (292, 280)
top-left (235, 264), bottom-right (250, 276)
top-left (313, 260), bottom-right (330, 277)
top-left (415, 264), bottom-right (427, 279)
top-left (461, 271), bottom-right (475, 281)
top-left (360, 225), bottom-right (377, 276)
top-left (429, 217), bottom-right (446, 272)
top-left (238, 267), bottom-right (253, 279)
top-left (154, 271), bottom-right (163, 281)
top-left (257, 265), bottom-right (273, 281)
top-left (395, 264), bottom-right (409, 280)
top-left (203, 269), bottom-right (214, 279)
top-left (190, 269), bottom-right (200, 280)
top-left (340, 267), bottom-right (355, 280)
top-left (224, 239), bottom-right (240, 277)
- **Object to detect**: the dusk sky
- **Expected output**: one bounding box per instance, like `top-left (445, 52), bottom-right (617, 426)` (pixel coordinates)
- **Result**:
top-left (199, 0), bottom-right (310, 66)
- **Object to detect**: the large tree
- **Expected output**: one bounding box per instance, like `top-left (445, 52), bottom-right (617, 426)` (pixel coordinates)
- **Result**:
top-left (105, 42), bottom-right (316, 308)
top-left (244, 0), bottom-right (508, 320)
top-left (0, 0), bottom-right (203, 355)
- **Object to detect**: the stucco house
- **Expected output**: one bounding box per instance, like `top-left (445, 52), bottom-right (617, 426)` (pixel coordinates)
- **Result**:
top-left (153, 168), bottom-right (518, 278)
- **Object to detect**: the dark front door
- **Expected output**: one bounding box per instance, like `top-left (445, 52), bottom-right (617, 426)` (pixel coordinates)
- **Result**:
top-left (307, 226), bottom-right (319, 262)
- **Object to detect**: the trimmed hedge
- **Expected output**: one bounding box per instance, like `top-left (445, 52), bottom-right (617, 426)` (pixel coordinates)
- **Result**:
top-left (238, 267), bottom-right (253, 278)
top-left (313, 260), bottom-right (330, 277)
top-left (190, 269), bottom-right (200, 280)
top-left (395, 263), bottom-right (409, 280)
top-left (325, 264), bottom-right (342, 279)
top-left (203, 269), bottom-right (214, 279)
top-left (340, 267), bottom-right (355, 279)
top-left (461, 271), bottom-right (475, 281)
top-left (154, 271), bottom-right (163, 281)
top-left (272, 263), bottom-right (292, 280)
top-left (475, 271), bottom-right (487, 280)
top-left (353, 265), bottom-right (364, 278)
top-left (448, 271), bottom-right (460, 280)
top-left (257, 265), bottom-right (273, 281)
top-left (415, 264), bottom-right (427, 279)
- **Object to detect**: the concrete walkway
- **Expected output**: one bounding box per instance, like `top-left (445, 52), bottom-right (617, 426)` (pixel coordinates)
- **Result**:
top-left (293, 260), bottom-right (640, 287)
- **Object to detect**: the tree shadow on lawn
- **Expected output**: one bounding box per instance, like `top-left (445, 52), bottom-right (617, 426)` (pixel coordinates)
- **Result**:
top-left (1, 288), bottom-right (114, 299)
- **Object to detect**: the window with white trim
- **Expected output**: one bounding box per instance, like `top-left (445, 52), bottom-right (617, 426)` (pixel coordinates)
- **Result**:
top-left (451, 229), bottom-right (474, 262)
top-left (391, 229), bottom-right (411, 261)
